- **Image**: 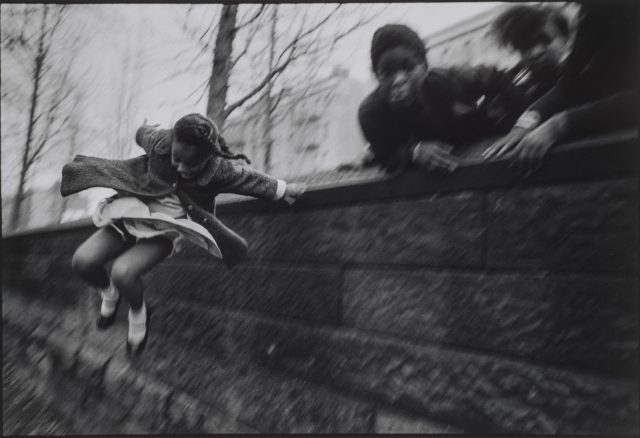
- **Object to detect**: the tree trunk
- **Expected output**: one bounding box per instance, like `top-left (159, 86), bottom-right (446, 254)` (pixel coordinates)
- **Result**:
top-left (206, 4), bottom-right (238, 130)
top-left (263, 5), bottom-right (278, 173)
top-left (10, 4), bottom-right (48, 231)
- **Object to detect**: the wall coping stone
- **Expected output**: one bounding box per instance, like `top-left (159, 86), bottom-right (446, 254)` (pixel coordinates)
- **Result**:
top-left (4, 130), bottom-right (637, 239)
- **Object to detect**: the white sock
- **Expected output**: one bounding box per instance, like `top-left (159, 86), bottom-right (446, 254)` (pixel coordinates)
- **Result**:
top-left (128, 302), bottom-right (147, 345)
top-left (100, 284), bottom-right (119, 317)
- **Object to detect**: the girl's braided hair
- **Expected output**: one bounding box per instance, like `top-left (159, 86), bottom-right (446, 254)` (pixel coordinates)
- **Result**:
top-left (173, 113), bottom-right (251, 164)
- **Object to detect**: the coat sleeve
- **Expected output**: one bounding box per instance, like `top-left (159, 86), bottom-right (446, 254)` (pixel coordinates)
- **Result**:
top-left (448, 65), bottom-right (516, 100)
top-left (358, 88), bottom-right (412, 172)
top-left (216, 160), bottom-right (284, 201)
top-left (135, 125), bottom-right (173, 156)
top-left (527, 3), bottom-right (633, 121)
top-left (561, 88), bottom-right (639, 140)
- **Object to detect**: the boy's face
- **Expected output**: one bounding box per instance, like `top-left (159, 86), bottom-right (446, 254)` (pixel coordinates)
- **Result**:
top-left (376, 47), bottom-right (428, 111)
top-left (520, 22), bottom-right (569, 79)
top-left (171, 139), bottom-right (213, 180)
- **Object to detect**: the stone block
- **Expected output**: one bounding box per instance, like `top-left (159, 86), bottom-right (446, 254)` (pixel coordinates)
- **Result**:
top-left (133, 324), bottom-right (375, 433)
top-left (375, 409), bottom-right (460, 433)
top-left (225, 192), bottom-right (483, 267)
top-left (129, 374), bottom-right (173, 431)
top-left (221, 263), bottom-right (342, 323)
top-left (166, 392), bottom-right (208, 432)
top-left (149, 261), bottom-right (342, 324)
top-left (166, 391), bottom-right (256, 434)
top-left (202, 414), bottom-right (257, 433)
top-left (3, 257), bottom-right (85, 306)
top-left (224, 311), bottom-right (639, 434)
top-left (103, 359), bottom-right (139, 410)
top-left (343, 268), bottom-right (638, 375)
top-left (148, 299), bottom-right (228, 358)
top-left (47, 332), bottom-right (82, 375)
top-left (486, 179), bottom-right (638, 272)
top-left (147, 260), bottom-right (225, 305)
top-left (75, 345), bottom-right (112, 387)
top-left (2, 228), bottom-right (92, 262)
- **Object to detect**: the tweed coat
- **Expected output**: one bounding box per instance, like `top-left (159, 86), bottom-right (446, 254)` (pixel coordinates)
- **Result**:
top-left (61, 125), bottom-right (283, 268)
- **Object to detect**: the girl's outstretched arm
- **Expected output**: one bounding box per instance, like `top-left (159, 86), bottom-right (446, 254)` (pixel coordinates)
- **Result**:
top-left (282, 182), bottom-right (306, 204)
top-left (216, 160), bottom-right (305, 204)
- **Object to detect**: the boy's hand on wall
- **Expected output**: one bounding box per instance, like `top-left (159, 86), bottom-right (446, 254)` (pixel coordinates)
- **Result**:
top-left (483, 126), bottom-right (531, 160)
top-left (411, 141), bottom-right (459, 172)
top-left (283, 182), bottom-right (307, 204)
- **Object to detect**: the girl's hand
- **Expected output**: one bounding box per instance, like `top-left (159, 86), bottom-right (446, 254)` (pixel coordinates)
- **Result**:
top-left (142, 118), bottom-right (160, 128)
top-left (283, 182), bottom-right (306, 204)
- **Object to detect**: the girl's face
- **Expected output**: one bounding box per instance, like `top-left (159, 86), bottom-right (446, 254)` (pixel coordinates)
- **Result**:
top-left (171, 139), bottom-right (212, 180)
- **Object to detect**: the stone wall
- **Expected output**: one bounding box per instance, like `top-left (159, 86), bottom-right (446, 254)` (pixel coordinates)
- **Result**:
top-left (3, 132), bottom-right (638, 434)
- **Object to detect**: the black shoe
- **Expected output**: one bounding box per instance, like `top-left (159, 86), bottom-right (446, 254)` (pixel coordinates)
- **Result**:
top-left (126, 305), bottom-right (151, 357)
top-left (96, 294), bottom-right (121, 330)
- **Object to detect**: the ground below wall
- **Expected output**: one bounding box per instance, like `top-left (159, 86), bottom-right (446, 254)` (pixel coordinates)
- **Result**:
top-left (2, 291), bottom-right (458, 434)
top-left (2, 327), bottom-right (152, 435)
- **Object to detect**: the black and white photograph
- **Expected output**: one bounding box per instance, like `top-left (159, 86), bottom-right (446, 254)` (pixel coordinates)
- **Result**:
top-left (1, 0), bottom-right (638, 435)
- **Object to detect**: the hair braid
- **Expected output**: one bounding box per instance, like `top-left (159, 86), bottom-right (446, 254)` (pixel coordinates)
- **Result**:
top-left (216, 135), bottom-right (251, 164)
top-left (174, 113), bottom-right (252, 165)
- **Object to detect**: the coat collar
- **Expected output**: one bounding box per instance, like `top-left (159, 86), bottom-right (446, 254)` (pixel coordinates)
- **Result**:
top-left (153, 129), bottom-right (221, 187)
top-left (196, 155), bottom-right (222, 186)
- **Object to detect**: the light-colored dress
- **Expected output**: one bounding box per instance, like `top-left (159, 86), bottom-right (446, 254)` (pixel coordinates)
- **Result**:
top-left (92, 194), bottom-right (221, 258)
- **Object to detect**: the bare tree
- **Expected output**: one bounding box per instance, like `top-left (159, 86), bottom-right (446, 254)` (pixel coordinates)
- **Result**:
top-left (262, 5), bottom-right (278, 172)
top-left (113, 24), bottom-right (145, 158)
top-left (206, 4), bottom-right (238, 129)
top-left (58, 89), bottom-right (84, 223)
top-left (177, 4), bottom-right (384, 134)
top-left (2, 4), bottom-right (82, 231)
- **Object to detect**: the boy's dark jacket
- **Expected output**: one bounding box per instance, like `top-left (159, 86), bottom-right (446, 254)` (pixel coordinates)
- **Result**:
top-left (61, 125), bottom-right (281, 268)
top-left (358, 65), bottom-right (530, 172)
top-left (527, 1), bottom-right (638, 136)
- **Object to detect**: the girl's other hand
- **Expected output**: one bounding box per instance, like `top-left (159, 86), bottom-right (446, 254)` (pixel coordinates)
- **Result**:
top-left (142, 118), bottom-right (160, 128)
top-left (283, 182), bottom-right (306, 204)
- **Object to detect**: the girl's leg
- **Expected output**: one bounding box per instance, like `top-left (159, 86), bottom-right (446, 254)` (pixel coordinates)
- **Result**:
top-left (110, 236), bottom-right (172, 352)
top-left (71, 226), bottom-right (132, 289)
top-left (110, 236), bottom-right (173, 311)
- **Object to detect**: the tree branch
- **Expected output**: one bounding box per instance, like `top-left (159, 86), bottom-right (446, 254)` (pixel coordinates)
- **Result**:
top-left (229, 16), bottom-right (261, 70)
top-left (185, 76), bottom-right (211, 102)
top-left (222, 47), bottom-right (295, 119)
top-left (269, 87), bottom-right (286, 113)
top-left (234, 4), bottom-right (266, 31)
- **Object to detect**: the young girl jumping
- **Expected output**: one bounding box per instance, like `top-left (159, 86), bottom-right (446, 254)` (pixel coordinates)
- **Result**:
top-left (60, 113), bottom-right (305, 356)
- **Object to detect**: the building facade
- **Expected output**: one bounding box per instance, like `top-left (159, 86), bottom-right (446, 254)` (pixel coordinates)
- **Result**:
top-left (224, 68), bottom-right (369, 178)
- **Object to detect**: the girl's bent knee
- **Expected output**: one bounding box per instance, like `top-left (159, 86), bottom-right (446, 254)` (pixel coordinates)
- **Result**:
top-left (72, 251), bottom-right (96, 276)
top-left (110, 262), bottom-right (138, 290)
